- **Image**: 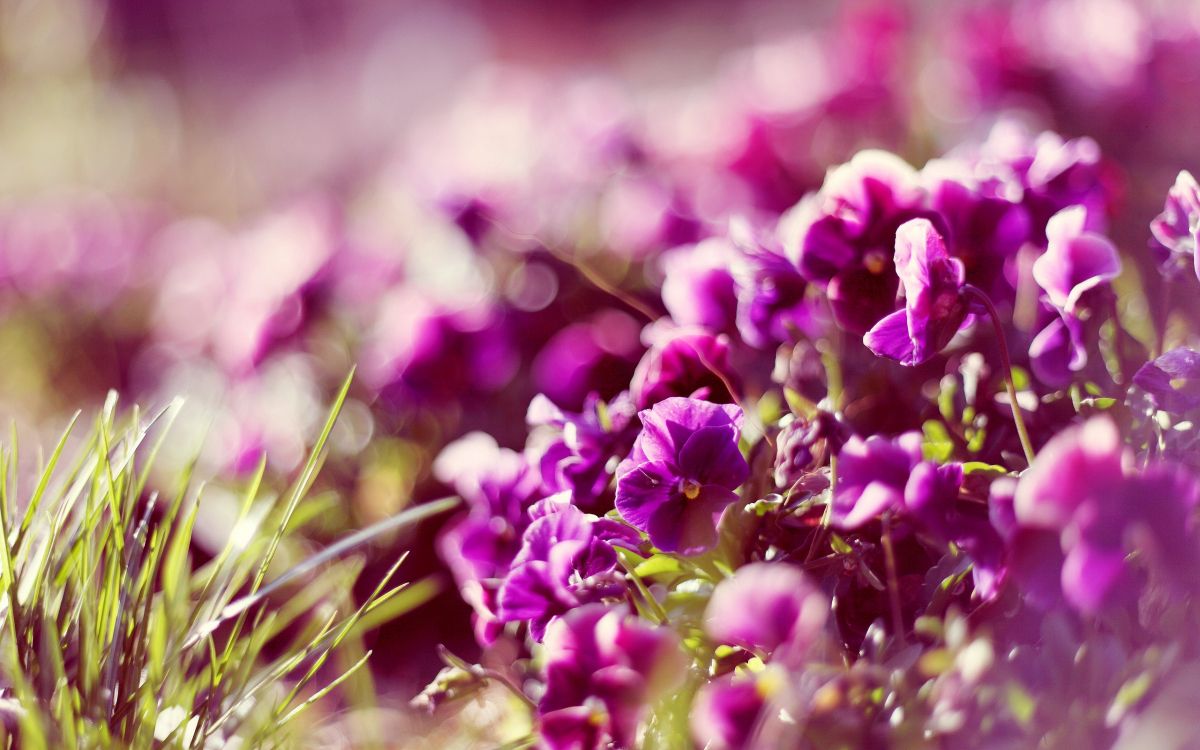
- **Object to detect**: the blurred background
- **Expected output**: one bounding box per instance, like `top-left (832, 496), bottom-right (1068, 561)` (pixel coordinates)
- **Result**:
top-left (1, 0), bottom-right (1199, 745)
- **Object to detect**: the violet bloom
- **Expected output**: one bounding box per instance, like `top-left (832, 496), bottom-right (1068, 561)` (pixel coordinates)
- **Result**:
top-left (922, 158), bottom-right (1032, 303)
top-left (1012, 417), bottom-right (1200, 612)
top-left (1133, 348), bottom-right (1200, 414)
top-left (728, 218), bottom-right (812, 349)
top-left (615, 398), bottom-right (749, 554)
top-left (690, 673), bottom-right (772, 750)
top-left (864, 219), bottom-right (971, 366)
top-left (1029, 206), bottom-right (1121, 385)
top-left (497, 499), bottom-right (635, 640)
top-left (539, 604), bottom-right (684, 750)
top-left (1150, 170), bottom-right (1200, 281)
top-left (970, 122), bottom-right (1110, 237)
top-left (833, 433), bottom-right (1003, 597)
top-left (526, 392), bottom-right (639, 512)
top-left (830, 432), bottom-right (926, 529)
top-left (434, 434), bottom-right (546, 644)
top-left (659, 237), bottom-right (740, 333)
top-left (779, 150), bottom-right (928, 333)
top-left (629, 323), bottom-right (739, 409)
top-left (704, 563), bottom-right (827, 667)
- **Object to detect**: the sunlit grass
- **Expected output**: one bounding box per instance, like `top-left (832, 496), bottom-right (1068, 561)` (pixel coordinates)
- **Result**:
top-left (0, 372), bottom-right (455, 749)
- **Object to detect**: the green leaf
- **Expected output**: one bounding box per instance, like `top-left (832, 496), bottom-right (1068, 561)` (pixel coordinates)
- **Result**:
top-left (634, 555), bottom-right (683, 577)
top-left (922, 421), bottom-right (954, 462)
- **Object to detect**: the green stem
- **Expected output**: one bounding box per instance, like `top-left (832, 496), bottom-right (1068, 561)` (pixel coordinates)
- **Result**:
top-left (880, 514), bottom-right (906, 644)
top-left (964, 285), bottom-right (1037, 466)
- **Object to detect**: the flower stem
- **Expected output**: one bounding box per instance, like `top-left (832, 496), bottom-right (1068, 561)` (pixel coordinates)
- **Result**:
top-left (880, 513), bottom-right (906, 644)
top-left (963, 285), bottom-right (1037, 466)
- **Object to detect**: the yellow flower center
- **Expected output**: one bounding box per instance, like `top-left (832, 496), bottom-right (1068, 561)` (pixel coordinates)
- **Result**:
top-left (682, 480), bottom-right (702, 500)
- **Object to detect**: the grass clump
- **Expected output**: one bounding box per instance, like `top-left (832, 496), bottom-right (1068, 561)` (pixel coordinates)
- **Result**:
top-left (0, 373), bottom-right (453, 749)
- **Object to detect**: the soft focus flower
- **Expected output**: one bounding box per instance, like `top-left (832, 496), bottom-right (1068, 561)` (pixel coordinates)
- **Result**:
top-left (864, 218), bottom-right (971, 366)
top-left (497, 499), bottom-right (633, 640)
top-left (729, 218), bottom-right (812, 348)
top-left (539, 604), bottom-right (684, 750)
top-left (704, 562), bottom-right (827, 667)
top-left (526, 392), bottom-right (639, 512)
top-left (1011, 417), bottom-right (1200, 612)
top-left (1032, 206), bottom-right (1121, 315)
top-left (629, 324), bottom-right (739, 409)
top-left (690, 672), bottom-right (772, 750)
top-left (1029, 206), bottom-right (1121, 386)
top-left (1133, 348), bottom-right (1200, 414)
top-left (615, 398), bottom-right (748, 553)
top-left (434, 434), bottom-right (547, 644)
top-left (780, 150), bottom-right (927, 333)
top-left (1150, 170), bottom-right (1200, 281)
top-left (659, 237), bottom-right (740, 333)
top-left (830, 432), bottom-right (925, 529)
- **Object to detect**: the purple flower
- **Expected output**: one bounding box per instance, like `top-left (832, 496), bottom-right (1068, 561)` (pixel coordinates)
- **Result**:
top-left (864, 219), bottom-right (971, 366)
top-left (1133, 348), bottom-right (1200, 414)
top-left (659, 237), bottom-right (740, 333)
top-left (629, 323), bottom-right (739, 409)
top-left (434, 434), bottom-right (547, 644)
top-left (922, 158), bottom-right (1032, 303)
top-left (779, 150), bottom-right (927, 333)
top-left (830, 432), bottom-right (925, 529)
top-left (539, 604), bottom-right (684, 750)
top-left (690, 673), bottom-right (770, 750)
top-left (615, 398), bottom-right (749, 554)
top-left (497, 499), bottom-right (633, 641)
top-left (1029, 206), bottom-right (1121, 386)
top-left (1150, 170), bottom-right (1200, 281)
top-left (970, 122), bottom-right (1110, 237)
top-left (704, 562), bottom-right (827, 667)
top-left (526, 392), bottom-right (639, 512)
top-left (1032, 206), bottom-right (1121, 317)
top-left (1011, 417), bottom-right (1200, 612)
top-left (832, 433), bottom-right (1004, 597)
top-left (728, 218), bottom-right (813, 349)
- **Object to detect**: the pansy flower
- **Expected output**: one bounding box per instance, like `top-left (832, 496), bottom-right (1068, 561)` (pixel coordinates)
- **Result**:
top-left (629, 323), bottom-right (739, 409)
top-left (615, 398), bottom-right (749, 554)
top-left (864, 218), bottom-right (971, 366)
top-left (1133, 348), bottom-right (1200, 414)
top-left (779, 150), bottom-right (928, 333)
top-left (703, 562), bottom-right (827, 667)
top-left (497, 498), bottom-right (636, 640)
top-left (1150, 170), bottom-right (1200, 281)
top-left (538, 604), bottom-right (684, 750)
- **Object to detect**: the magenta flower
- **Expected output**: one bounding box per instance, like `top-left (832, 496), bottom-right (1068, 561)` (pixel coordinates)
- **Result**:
top-left (1032, 206), bottom-right (1122, 316)
top-left (629, 324), bottom-right (739, 409)
top-left (830, 432), bottom-right (926, 529)
top-left (1133, 348), bottom-right (1200, 414)
top-left (864, 219), bottom-right (971, 366)
top-left (497, 499), bottom-right (634, 640)
top-left (659, 237), bottom-right (740, 333)
top-left (703, 562), bottom-right (827, 667)
top-left (779, 150), bottom-right (928, 333)
top-left (539, 605), bottom-right (684, 750)
top-left (832, 432), bottom-right (1004, 597)
top-left (1012, 417), bottom-right (1200, 612)
top-left (1150, 170), bottom-right (1200, 281)
top-left (526, 392), bottom-right (639, 512)
top-left (1029, 206), bottom-right (1121, 385)
top-left (615, 398), bottom-right (749, 554)
top-left (690, 673), bottom-right (770, 750)
top-left (728, 218), bottom-right (812, 349)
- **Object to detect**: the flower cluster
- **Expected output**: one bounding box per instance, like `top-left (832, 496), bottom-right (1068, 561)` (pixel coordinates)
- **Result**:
top-left (422, 119), bottom-right (1200, 746)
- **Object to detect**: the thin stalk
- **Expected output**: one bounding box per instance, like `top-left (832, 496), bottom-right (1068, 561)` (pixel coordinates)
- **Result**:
top-left (964, 285), bottom-right (1036, 466)
top-left (880, 514), bottom-right (906, 644)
